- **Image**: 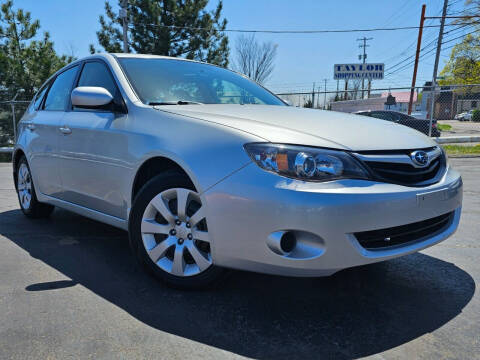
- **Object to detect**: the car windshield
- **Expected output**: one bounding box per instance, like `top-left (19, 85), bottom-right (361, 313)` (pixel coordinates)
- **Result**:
top-left (117, 57), bottom-right (285, 106)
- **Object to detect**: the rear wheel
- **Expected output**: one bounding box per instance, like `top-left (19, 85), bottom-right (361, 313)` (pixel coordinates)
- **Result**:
top-left (16, 156), bottom-right (54, 218)
top-left (129, 171), bottom-right (225, 289)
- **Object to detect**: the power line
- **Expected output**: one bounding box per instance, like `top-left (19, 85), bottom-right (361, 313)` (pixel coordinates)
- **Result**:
top-left (381, 0), bottom-right (413, 27)
top-left (448, 0), bottom-right (465, 7)
top-left (442, 27), bottom-right (480, 45)
top-left (381, 2), bottom-right (472, 66)
top-left (385, 24), bottom-right (480, 76)
top-left (386, 23), bottom-right (476, 68)
top-left (380, 3), bottom-right (443, 64)
top-left (128, 22), bottom-right (470, 34)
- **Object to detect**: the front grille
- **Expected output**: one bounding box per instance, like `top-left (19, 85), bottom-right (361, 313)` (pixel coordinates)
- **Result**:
top-left (354, 211), bottom-right (454, 250)
top-left (355, 147), bottom-right (446, 186)
top-left (366, 157), bottom-right (442, 185)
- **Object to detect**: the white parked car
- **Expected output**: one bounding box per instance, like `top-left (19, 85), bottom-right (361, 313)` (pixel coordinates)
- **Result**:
top-left (455, 110), bottom-right (474, 121)
top-left (14, 54), bottom-right (463, 289)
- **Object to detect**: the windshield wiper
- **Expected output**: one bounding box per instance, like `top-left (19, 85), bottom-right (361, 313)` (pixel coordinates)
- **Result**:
top-left (148, 100), bottom-right (204, 105)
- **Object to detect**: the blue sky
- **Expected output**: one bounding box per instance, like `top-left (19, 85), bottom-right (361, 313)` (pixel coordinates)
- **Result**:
top-left (15, 0), bottom-right (469, 93)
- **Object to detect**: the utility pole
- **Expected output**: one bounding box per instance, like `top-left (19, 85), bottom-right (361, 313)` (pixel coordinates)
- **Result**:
top-left (120, 0), bottom-right (129, 53)
top-left (428, 0), bottom-right (448, 136)
top-left (408, 4), bottom-right (426, 115)
top-left (357, 37), bottom-right (373, 99)
top-left (323, 79), bottom-right (327, 110)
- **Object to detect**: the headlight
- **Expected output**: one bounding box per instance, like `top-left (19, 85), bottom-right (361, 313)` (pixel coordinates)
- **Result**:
top-left (244, 143), bottom-right (370, 181)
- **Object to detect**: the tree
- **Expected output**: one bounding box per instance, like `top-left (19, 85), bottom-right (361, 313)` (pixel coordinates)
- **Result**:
top-left (452, 0), bottom-right (480, 26)
top-left (439, 34), bottom-right (480, 87)
top-left (0, 0), bottom-right (73, 99)
top-left (0, 0), bottom-right (73, 146)
top-left (232, 34), bottom-right (277, 84)
top-left (303, 98), bottom-right (313, 108)
top-left (347, 79), bottom-right (362, 100)
top-left (92, 0), bottom-right (229, 67)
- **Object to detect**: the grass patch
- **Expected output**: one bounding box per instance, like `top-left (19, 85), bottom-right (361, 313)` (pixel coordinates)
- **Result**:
top-left (438, 124), bottom-right (452, 131)
top-left (0, 153), bottom-right (12, 162)
top-left (443, 144), bottom-right (480, 156)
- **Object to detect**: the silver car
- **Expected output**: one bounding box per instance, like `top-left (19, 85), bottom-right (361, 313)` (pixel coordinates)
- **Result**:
top-left (14, 54), bottom-right (463, 289)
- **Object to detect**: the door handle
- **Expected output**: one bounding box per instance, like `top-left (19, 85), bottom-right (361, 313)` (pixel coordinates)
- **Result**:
top-left (26, 123), bottom-right (35, 131)
top-left (59, 126), bottom-right (72, 135)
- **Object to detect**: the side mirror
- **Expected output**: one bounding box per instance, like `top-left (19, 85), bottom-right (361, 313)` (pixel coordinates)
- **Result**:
top-left (71, 86), bottom-right (113, 108)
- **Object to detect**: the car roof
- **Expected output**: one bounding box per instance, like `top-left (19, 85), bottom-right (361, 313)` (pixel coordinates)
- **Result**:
top-left (40, 52), bottom-right (207, 88)
top-left (110, 53), bottom-right (207, 65)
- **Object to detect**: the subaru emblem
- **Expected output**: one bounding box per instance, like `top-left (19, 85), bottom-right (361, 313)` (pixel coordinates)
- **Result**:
top-left (410, 150), bottom-right (429, 167)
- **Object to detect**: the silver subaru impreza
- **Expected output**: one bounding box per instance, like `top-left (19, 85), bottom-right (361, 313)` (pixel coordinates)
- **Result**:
top-left (13, 54), bottom-right (462, 289)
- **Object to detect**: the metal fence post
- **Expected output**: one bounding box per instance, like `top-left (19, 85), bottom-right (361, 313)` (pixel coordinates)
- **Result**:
top-left (428, 84), bottom-right (435, 137)
top-left (10, 89), bottom-right (25, 143)
top-left (11, 102), bottom-right (16, 142)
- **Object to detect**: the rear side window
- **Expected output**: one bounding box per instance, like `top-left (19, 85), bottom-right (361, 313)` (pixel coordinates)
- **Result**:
top-left (371, 111), bottom-right (393, 121)
top-left (389, 112), bottom-right (402, 121)
top-left (34, 84), bottom-right (50, 110)
top-left (77, 62), bottom-right (119, 99)
top-left (44, 65), bottom-right (79, 111)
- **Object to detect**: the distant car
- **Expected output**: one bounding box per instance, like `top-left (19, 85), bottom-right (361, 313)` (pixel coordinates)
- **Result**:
top-left (455, 109), bottom-right (477, 121)
top-left (410, 111), bottom-right (427, 119)
top-left (356, 110), bottom-right (441, 137)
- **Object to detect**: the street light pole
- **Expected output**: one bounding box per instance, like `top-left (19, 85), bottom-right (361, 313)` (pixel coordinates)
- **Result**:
top-left (120, 0), bottom-right (129, 53)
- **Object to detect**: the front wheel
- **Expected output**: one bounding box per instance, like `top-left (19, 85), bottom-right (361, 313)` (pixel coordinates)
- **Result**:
top-left (129, 171), bottom-right (225, 289)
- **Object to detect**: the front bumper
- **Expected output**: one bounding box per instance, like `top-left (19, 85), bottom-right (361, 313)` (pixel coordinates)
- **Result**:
top-left (202, 163), bottom-right (463, 276)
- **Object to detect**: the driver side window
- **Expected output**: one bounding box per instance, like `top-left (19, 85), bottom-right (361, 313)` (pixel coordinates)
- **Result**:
top-left (43, 65), bottom-right (79, 111)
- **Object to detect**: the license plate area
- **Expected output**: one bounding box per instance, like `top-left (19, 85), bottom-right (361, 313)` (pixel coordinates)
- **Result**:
top-left (416, 189), bottom-right (447, 206)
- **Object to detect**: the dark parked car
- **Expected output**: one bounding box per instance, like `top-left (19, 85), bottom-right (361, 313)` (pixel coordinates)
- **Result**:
top-left (356, 110), bottom-right (441, 137)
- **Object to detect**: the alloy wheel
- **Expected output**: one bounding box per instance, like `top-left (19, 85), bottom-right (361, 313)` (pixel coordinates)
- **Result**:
top-left (141, 188), bottom-right (212, 277)
top-left (17, 163), bottom-right (32, 210)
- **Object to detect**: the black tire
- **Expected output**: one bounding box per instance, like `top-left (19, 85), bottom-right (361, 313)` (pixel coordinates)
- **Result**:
top-left (129, 170), bottom-right (225, 290)
top-left (16, 156), bottom-right (55, 218)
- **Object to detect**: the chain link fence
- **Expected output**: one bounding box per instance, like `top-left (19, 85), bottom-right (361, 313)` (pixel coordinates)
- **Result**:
top-left (278, 83), bottom-right (480, 139)
top-left (0, 92), bottom-right (30, 161)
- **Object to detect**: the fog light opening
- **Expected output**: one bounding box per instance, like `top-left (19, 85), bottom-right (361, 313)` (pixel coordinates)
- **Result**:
top-left (280, 232), bottom-right (297, 254)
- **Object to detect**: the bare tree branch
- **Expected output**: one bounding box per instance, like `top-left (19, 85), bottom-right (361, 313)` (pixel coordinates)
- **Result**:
top-left (232, 34), bottom-right (277, 84)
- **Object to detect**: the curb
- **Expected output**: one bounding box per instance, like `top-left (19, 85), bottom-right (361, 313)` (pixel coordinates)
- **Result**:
top-left (0, 147), bottom-right (13, 154)
top-left (435, 136), bottom-right (480, 144)
top-left (446, 154), bottom-right (480, 158)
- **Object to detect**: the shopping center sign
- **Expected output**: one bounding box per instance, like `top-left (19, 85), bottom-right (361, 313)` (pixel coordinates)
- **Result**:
top-left (334, 63), bottom-right (384, 80)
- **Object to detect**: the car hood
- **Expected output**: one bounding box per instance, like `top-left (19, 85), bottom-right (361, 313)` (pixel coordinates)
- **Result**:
top-left (155, 104), bottom-right (437, 151)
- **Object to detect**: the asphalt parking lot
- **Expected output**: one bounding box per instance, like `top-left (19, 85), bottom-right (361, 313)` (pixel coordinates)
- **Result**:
top-left (0, 159), bottom-right (479, 360)
top-left (440, 120), bottom-right (480, 137)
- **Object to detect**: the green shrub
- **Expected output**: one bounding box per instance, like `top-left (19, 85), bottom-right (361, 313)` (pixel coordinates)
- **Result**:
top-left (472, 109), bottom-right (480, 122)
